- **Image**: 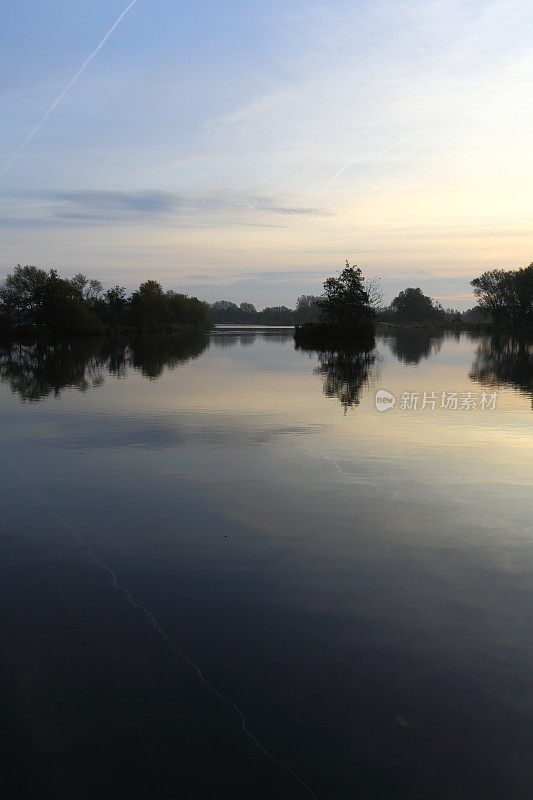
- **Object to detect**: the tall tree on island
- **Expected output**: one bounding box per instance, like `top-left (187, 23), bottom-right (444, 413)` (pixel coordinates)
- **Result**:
top-left (317, 261), bottom-right (375, 328)
top-left (295, 262), bottom-right (377, 346)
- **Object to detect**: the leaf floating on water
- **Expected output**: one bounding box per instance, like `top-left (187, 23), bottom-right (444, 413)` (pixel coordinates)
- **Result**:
top-left (396, 715), bottom-right (410, 728)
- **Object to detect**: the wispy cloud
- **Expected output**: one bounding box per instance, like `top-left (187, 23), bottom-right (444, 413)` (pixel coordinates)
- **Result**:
top-left (204, 90), bottom-right (291, 134)
top-left (50, 190), bottom-right (178, 218)
top-left (2, 189), bottom-right (331, 225)
top-left (319, 136), bottom-right (412, 195)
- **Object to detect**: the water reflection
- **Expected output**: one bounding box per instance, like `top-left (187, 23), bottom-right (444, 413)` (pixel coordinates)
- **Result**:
top-left (0, 333), bottom-right (209, 402)
top-left (1, 330), bottom-right (533, 798)
top-left (383, 328), bottom-right (445, 364)
top-left (470, 334), bottom-right (533, 408)
top-left (211, 330), bottom-right (293, 348)
top-left (295, 340), bottom-right (377, 409)
top-left (3, 332), bottom-right (532, 414)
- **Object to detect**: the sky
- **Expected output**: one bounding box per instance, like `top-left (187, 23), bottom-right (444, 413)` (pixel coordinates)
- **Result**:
top-left (1, 0), bottom-right (533, 309)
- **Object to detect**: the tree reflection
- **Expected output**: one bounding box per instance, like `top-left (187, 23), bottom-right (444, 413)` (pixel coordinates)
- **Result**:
top-left (211, 330), bottom-right (293, 348)
top-left (385, 329), bottom-right (445, 364)
top-left (470, 335), bottom-right (533, 408)
top-left (211, 333), bottom-right (243, 348)
top-left (296, 341), bottom-right (377, 409)
top-left (127, 334), bottom-right (209, 379)
top-left (0, 333), bottom-right (209, 402)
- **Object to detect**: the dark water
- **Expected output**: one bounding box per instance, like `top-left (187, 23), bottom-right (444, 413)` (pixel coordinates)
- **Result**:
top-left (0, 330), bottom-right (532, 799)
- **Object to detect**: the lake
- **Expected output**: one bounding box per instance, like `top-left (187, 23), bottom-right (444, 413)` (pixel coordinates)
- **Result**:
top-left (0, 330), bottom-right (532, 799)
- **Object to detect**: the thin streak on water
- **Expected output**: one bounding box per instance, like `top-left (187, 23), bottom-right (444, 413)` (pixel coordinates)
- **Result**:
top-left (8, 459), bottom-right (318, 800)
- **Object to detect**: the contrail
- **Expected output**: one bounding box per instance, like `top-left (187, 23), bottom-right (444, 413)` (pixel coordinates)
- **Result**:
top-left (0, 0), bottom-right (138, 177)
top-left (318, 135), bottom-right (411, 195)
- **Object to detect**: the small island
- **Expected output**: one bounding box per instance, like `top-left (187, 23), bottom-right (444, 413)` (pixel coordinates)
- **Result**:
top-left (294, 261), bottom-right (377, 347)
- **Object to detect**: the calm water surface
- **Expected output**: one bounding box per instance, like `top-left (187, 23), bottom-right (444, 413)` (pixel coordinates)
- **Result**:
top-left (0, 330), bottom-right (532, 799)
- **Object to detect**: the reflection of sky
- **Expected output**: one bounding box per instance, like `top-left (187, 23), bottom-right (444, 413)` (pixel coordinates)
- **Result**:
top-left (1, 331), bottom-right (533, 796)
top-left (1, 332), bottom-right (530, 537)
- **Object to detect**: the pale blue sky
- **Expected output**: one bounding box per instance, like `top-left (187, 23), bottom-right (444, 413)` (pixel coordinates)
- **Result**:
top-left (1, 0), bottom-right (533, 307)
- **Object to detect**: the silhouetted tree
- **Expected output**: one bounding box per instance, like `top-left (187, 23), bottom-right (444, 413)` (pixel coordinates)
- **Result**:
top-left (0, 265), bottom-right (104, 333)
top-left (0, 266), bottom-right (209, 334)
top-left (295, 295), bottom-right (320, 323)
top-left (0, 265), bottom-right (51, 328)
top-left (386, 287), bottom-right (445, 324)
top-left (257, 305), bottom-right (294, 324)
top-left (129, 280), bottom-right (168, 327)
top-left (317, 261), bottom-right (374, 327)
top-left (514, 264), bottom-right (533, 324)
top-left (365, 277), bottom-right (384, 315)
top-left (295, 262), bottom-right (376, 346)
top-left (166, 291), bottom-right (210, 327)
top-left (210, 300), bottom-right (295, 324)
top-left (102, 285), bottom-right (128, 327)
top-left (460, 306), bottom-right (490, 324)
top-left (210, 300), bottom-right (243, 323)
top-left (470, 265), bottom-right (533, 327)
top-left (471, 270), bottom-right (515, 326)
top-left (72, 274), bottom-right (104, 308)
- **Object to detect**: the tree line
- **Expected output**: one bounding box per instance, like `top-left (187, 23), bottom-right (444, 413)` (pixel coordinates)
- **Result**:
top-left (0, 265), bottom-right (210, 334)
top-left (1, 260), bottom-right (531, 335)
top-left (211, 286), bottom-right (484, 327)
top-left (210, 296), bottom-right (320, 325)
top-left (212, 261), bottom-right (533, 329)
